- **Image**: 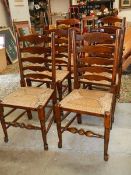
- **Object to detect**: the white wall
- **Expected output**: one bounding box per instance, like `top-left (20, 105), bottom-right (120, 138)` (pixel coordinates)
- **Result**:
top-left (0, 0), bottom-right (131, 27)
top-left (8, 0), bottom-right (30, 22)
top-left (50, 0), bottom-right (131, 22)
top-left (0, 1), bottom-right (10, 26)
top-left (50, 0), bottom-right (69, 13)
top-left (114, 0), bottom-right (131, 22)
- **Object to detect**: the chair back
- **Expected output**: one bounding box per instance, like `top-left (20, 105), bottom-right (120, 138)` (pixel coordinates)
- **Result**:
top-left (72, 29), bottom-right (122, 91)
top-left (56, 18), bottom-right (81, 32)
top-left (17, 34), bottom-right (55, 88)
top-left (97, 16), bottom-right (126, 28)
top-left (51, 29), bottom-right (71, 72)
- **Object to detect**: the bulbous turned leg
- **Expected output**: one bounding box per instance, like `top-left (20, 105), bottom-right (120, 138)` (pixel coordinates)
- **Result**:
top-left (104, 112), bottom-right (111, 161)
top-left (0, 105), bottom-right (8, 143)
top-left (38, 106), bottom-right (48, 150)
top-left (55, 104), bottom-right (62, 148)
top-left (57, 81), bottom-right (62, 101)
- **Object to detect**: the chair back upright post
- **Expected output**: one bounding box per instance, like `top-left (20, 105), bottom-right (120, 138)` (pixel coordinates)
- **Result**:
top-left (51, 32), bottom-right (56, 90)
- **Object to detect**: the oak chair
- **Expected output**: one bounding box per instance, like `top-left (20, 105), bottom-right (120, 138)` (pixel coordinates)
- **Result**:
top-left (89, 25), bottom-right (126, 98)
top-left (17, 32), bottom-right (71, 101)
top-left (51, 30), bottom-right (72, 101)
top-left (55, 29), bottom-right (121, 161)
top-left (56, 18), bottom-right (81, 33)
top-left (96, 16), bottom-right (126, 28)
top-left (16, 34), bottom-right (51, 88)
top-left (0, 35), bottom-right (56, 149)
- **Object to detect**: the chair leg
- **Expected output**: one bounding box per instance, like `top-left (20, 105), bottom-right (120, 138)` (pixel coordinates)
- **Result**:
top-left (25, 78), bottom-right (32, 120)
top-left (26, 79), bottom-right (32, 87)
top-left (76, 113), bottom-right (82, 124)
top-left (38, 106), bottom-right (48, 150)
top-left (111, 95), bottom-right (117, 126)
top-left (88, 84), bottom-right (92, 90)
top-left (0, 106), bottom-right (8, 143)
top-left (26, 110), bottom-right (32, 120)
top-left (55, 104), bottom-right (62, 148)
top-left (46, 82), bottom-right (51, 88)
top-left (68, 76), bottom-right (72, 93)
top-left (20, 79), bottom-right (26, 87)
top-left (57, 81), bottom-right (62, 101)
top-left (116, 69), bottom-right (122, 98)
top-left (104, 112), bottom-right (111, 161)
top-left (52, 92), bottom-right (57, 123)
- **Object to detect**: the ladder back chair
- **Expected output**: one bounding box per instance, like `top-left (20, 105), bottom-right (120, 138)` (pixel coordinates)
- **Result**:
top-left (51, 30), bottom-right (72, 101)
top-left (17, 34), bottom-right (51, 87)
top-left (0, 35), bottom-right (56, 150)
top-left (96, 16), bottom-right (126, 28)
top-left (89, 25), bottom-right (126, 98)
top-left (17, 33), bottom-right (69, 101)
top-left (77, 32), bottom-right (117, 88)
top-left (56, 18), bottom-right (81, 33)
top-left (55, 29), bottom-right (121, 161)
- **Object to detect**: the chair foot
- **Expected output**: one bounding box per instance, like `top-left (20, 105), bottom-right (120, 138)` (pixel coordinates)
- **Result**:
top-left (44, 144), bottom-right (48, 150)
top-left (4, 137), bottom-right (8, 143)
top-left (104, 154), bottom-right (109, 161)
top-left (27, 110), bottom-right (32, 120)
top-left (58, 142), bottom-right (62, 148)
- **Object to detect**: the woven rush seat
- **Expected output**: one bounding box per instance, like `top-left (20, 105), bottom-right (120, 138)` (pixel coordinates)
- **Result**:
top-left (2, 87), bottom-right (54, 109)
top-left (59, 89), bottom-right (113, 115)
